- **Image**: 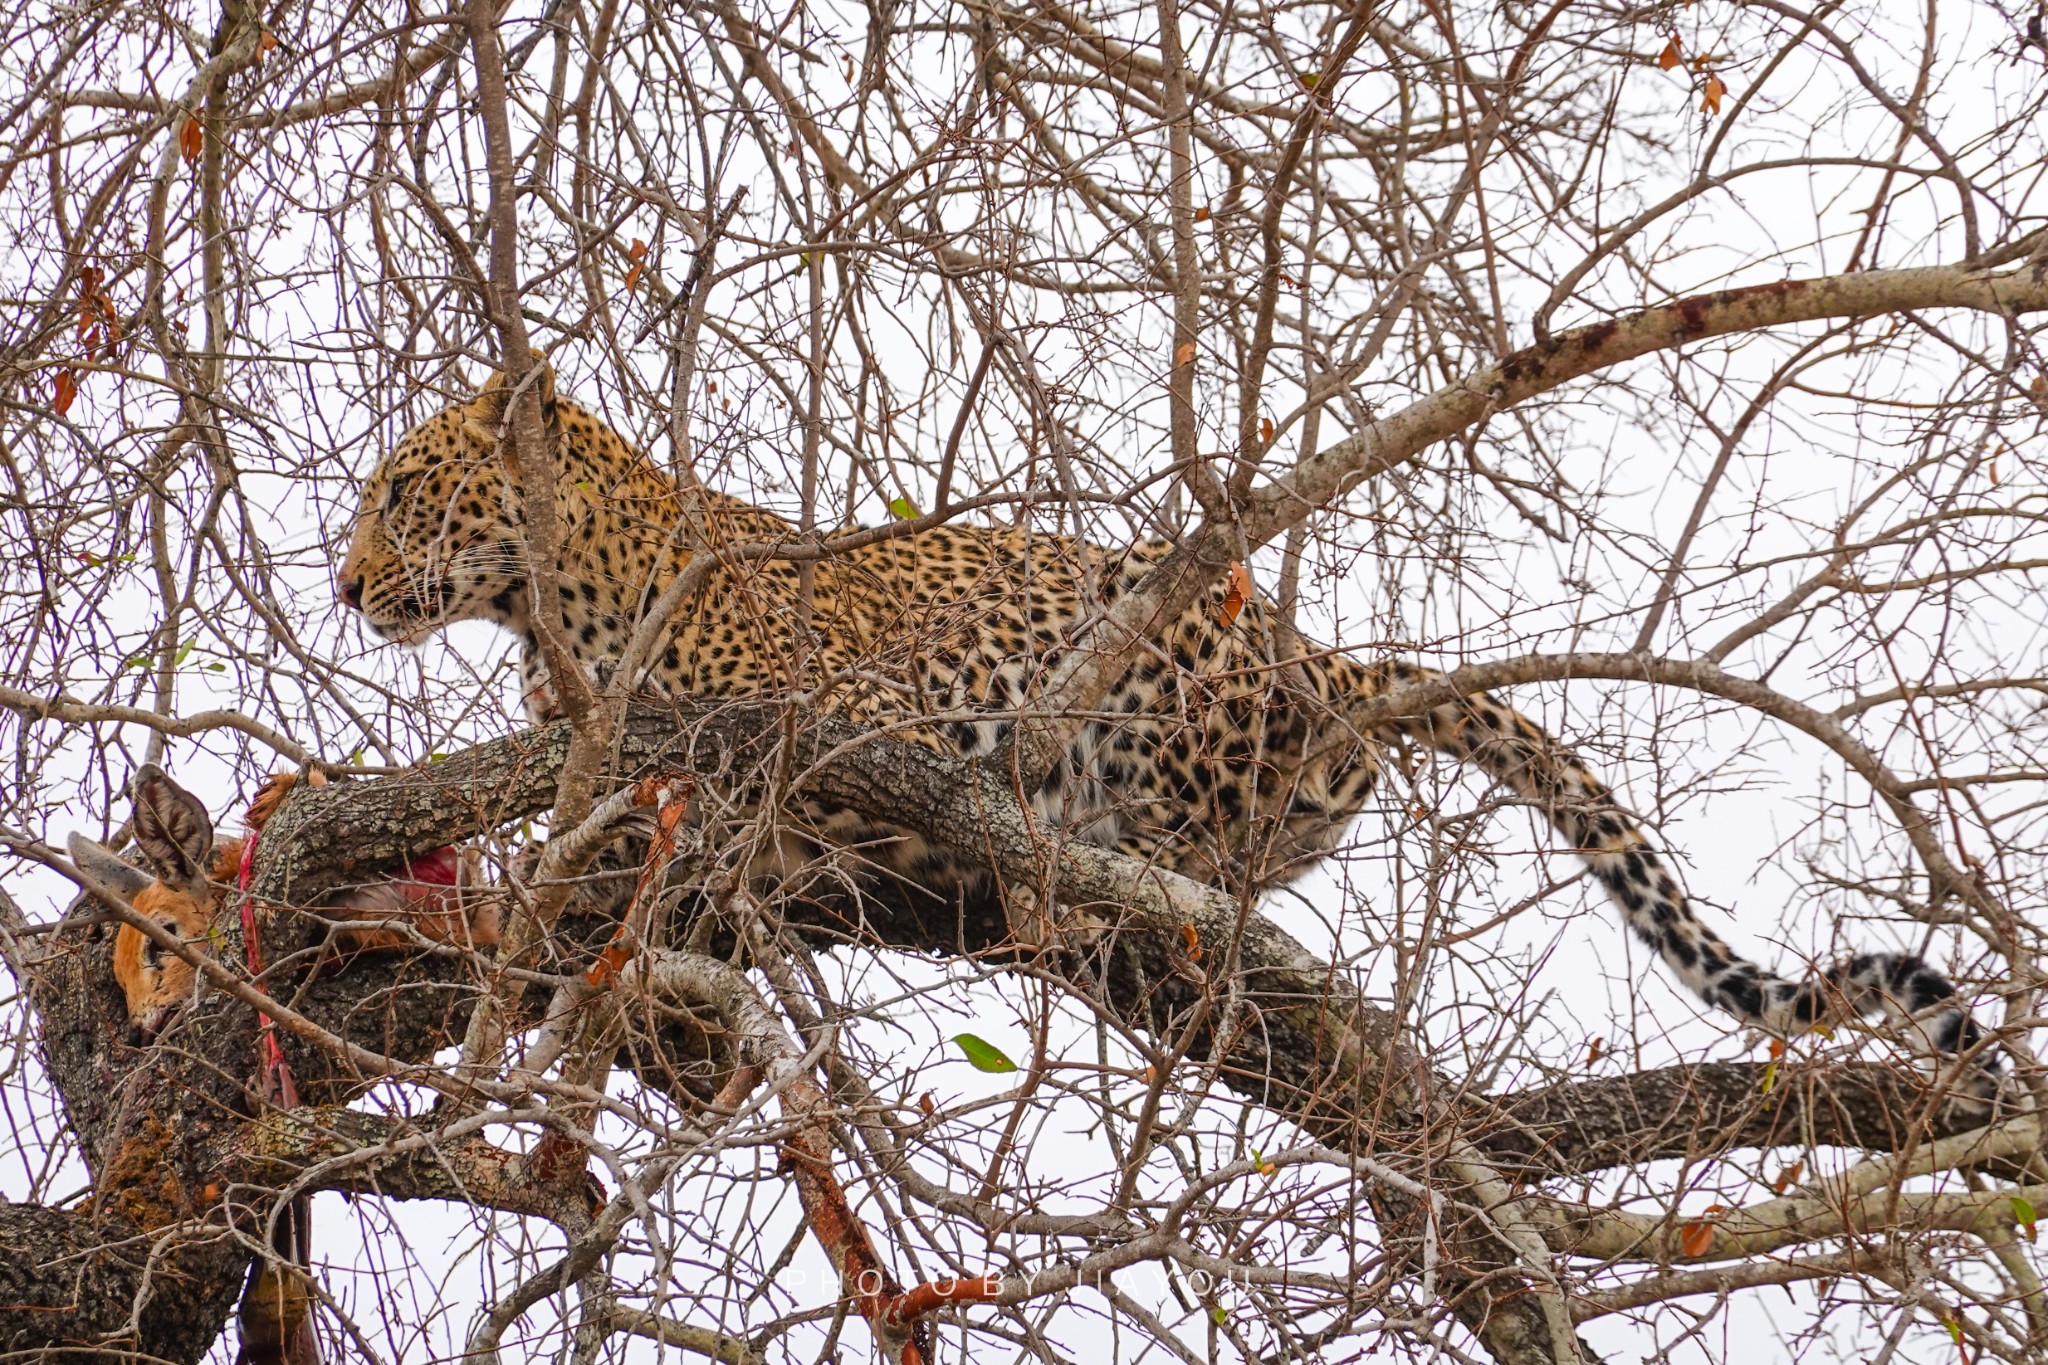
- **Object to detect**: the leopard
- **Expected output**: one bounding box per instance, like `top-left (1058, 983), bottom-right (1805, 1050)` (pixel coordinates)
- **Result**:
top-left (334, 356), bottom-right (1991, 1077)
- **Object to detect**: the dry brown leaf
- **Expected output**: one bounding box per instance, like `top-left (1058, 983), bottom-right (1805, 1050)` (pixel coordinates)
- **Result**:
top-left (1772, 1160), bottom-right (1805, 1193)
top-left (179, 116), bottom-right (203, 162)
top-left (1260, 416), bottom-right (1275, 443)
top-left (1657, 37), bottom-right (1681, 70)
top-left (1194, 205), bottom-right (1211, 222)
top-left (1585, 1036), bottom-right (1604, 1065)
top-left (52, 369), bottom-right (77, 416)
top-left (1678, 1221), bottom-right (1715, 1257)
top-left (1218, 561), bottom-right (1253, 624)
top-left (1174, 340), bottom-right (1197, 368)
top-left (624, 238), bottom-right (648, 292)
top-left (1700, 74), bottom-right (1727, 116)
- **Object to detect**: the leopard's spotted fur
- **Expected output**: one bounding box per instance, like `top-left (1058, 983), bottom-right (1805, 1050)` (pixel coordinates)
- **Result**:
top-left (336, 363), bottom-right (1989, 1069)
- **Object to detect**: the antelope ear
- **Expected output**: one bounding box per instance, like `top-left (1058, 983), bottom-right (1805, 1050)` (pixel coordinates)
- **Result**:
top-left (67, 833), bottom-right (155, 899)
top-left (463, 348), bottom-right (556, 445)
top-left (130, 765), bottom-right (214, 892)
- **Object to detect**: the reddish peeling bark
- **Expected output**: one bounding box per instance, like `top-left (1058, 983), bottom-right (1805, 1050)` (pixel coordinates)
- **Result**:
top-left (772, 1064), bottom-right (1001, 1364)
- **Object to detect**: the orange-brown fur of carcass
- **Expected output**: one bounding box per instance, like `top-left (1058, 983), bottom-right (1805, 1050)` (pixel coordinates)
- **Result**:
top-left (111, 840), bottom-right (242, 1039)
top-left (111, 775), bottom-right (498, 1036)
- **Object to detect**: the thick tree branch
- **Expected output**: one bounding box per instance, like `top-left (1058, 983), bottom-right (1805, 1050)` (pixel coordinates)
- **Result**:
top-left (245, 699), bottom-right (2009, 1172)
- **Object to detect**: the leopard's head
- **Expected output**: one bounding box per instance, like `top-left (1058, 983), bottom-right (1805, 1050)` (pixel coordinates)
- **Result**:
top-left (337, 360), bottom-right (558, 643)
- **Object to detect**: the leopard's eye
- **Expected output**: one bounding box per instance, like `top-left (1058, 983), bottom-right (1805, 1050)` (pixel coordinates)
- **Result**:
top-left (384, 470), bottom-right (424, 513)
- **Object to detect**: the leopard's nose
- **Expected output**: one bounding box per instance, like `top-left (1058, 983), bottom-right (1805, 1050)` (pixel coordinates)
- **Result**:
top-left (337, 575), bottom-right (363, 610)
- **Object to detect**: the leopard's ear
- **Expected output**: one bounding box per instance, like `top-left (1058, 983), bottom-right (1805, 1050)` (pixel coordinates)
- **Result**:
top-left (463, 348), bottom-right (556, 445)
top-left (130, 765), bottom-right (214, 895)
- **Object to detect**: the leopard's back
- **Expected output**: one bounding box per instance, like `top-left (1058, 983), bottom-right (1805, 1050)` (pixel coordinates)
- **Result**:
top-left (641, 511), bottom-right (1376, 887)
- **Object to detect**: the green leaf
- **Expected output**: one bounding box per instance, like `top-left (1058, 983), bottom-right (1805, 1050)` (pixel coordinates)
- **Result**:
top-left (205, 661), bottom-right (225, 672)
top-left (428, 751), bottom-right (447, 762)
top-left (888, 496), bottom-right (920, 520)
top-left (2014, 1196), bottom-right (2038, 1241)
top-left (950, 1032), bottom-right (1018, 1073)
top-left (174, 641), bottom-right (193, 666)
top-left (1210, 1305), bottom-right (1227, 1326)
top-left (1758, 1058), bottom-right (1779, 1095)
top-left (1944, 1315), bottom-right (1964, 1346)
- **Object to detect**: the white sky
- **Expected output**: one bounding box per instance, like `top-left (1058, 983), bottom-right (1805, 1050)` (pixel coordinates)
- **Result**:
top-left (2, 0), bottom-right (2046, 1360)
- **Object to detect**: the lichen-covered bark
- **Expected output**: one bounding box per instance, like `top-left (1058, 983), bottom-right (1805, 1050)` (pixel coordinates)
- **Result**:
top-left (252, 702), bottom-right (1980, 1159)
top-left (7, 892), bottom-right (268, 1361)
top-left (3, 897), bottom-right (607, 1361)
top-left (1481, 1059), bottom-right (1978, 1178)
top-left (0, 1202), bottom-right (242, 1364)
top-left (1, 864), bottom-right (594, 1360)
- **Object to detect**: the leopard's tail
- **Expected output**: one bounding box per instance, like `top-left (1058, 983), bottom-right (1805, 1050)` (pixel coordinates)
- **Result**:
top-left (1369, 661), bottom-right (1993, 1086)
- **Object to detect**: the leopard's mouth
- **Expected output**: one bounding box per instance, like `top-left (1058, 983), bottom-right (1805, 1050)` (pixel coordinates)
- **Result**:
top-left (362, 579), bottom-right (454, 644)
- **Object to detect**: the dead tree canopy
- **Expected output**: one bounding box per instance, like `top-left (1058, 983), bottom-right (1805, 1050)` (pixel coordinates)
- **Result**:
top-left (4, 0), bottom-right (2048, 1360)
